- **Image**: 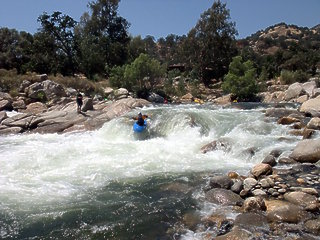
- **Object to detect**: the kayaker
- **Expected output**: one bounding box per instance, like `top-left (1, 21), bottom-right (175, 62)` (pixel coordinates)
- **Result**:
top-left (133, 112), bottom-right (148, 126)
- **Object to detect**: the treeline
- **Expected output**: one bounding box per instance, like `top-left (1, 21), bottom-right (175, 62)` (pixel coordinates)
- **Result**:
top-left (0, 1), bottom-right (236, 88)
top-left (1, 0), bottom-right (320, 100)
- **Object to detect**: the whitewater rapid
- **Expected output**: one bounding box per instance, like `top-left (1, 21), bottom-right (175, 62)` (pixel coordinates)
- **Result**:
top-left (0, 104), bottom-right (300, 238)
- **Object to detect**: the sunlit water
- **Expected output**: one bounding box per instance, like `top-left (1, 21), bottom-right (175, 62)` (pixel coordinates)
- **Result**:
top-left (0, 104), bottom-right (299, 239)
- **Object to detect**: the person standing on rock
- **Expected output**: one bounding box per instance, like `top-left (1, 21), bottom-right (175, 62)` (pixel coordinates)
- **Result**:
top-left (76, 92), bottom-right (83, 113)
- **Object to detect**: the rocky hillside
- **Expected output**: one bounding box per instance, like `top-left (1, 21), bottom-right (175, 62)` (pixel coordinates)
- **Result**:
top-left (238, 22), bottom-right (320, 55)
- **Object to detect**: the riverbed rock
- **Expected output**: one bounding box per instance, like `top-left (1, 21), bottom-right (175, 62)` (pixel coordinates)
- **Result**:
top-left (234, 212), bottom-right (268, 230)
top-left (26, 80), bottom-right (66, 101)
top-left (305, 218), bottom-right (320, 235)
top-left (251, 163), bottom-right (272, 178)
top-left (265, 108), bottom-right (299, 119)
top-left (264, 199), bottom-right (308, 223)
top-left (302, 81), bottom-right (317, 97)
top-left (241, 196), bottom-right (266, 212)
top-left (205, 188), bottom-right (244, 206)
top-left (209, 175), bottom-right (233, 189)
top-left (262, 155), bottom-right (276, 166)
top-left (284, 192), bottom-right (318, 209)
top-left (214, 226), bottom-right (251, 240)
top-left (290, 139), bottom-right (320, 163)
top-left (243, 178), bottom-right (257, 191)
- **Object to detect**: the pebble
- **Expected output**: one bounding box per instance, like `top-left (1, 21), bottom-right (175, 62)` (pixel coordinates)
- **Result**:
top-left (278, 189), bottom-right (287, 193)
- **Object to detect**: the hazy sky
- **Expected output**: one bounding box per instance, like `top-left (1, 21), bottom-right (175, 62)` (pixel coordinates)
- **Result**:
top-left (0, 0), bottom-right (319, 39)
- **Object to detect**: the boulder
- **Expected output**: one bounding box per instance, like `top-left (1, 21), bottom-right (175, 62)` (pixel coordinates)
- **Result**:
top-left (262, 155), bottom-right (276, 166)
top-left (209, 175), bottom-right (233, 189)
top-left (0, 126), bottom-right (23, 135)
top-left (104, 87), bottom-right (114, 96)
top-left (265, 108), bottom-right (298, 118)
top-left (307, 117), bottom-right (320, 130)
top-left (25, 102), bottom-right (47, 114)
top-left (81, 98), bottom-right (94, 112)
top-left (241, 196), bottom-right (266, 212)
top-left (265, 199), bottom-right (308, 223)
top-left (0, 99), bottom-right (13, 111)
top-left (180, 93), bottom-right (193, 103)
top-left (234, 212), bottom-right (268, 229)
top-left (26, 80), bottom-right (66, 101)
top-left (1, 113), bottom-right (33, 129)
top-left (0, 111), bottom-right (7, 123)
top-left (113, 88), bottom-right (129, 100)
top-left (284, 82), bottom-right (304, 101)
top-left (277, 116), bottom-right (300, 125)
top-left (302, 81), bottom-right (317, 97)
top-left (12, 99), bottom-right (26, 111)
top-left (214, 226), bottom-right (251, 240)
top-left (213, 94), bottom-right (231, 105)
top-left (147, 92), bottom-right (164, 103)
top-left (284, 192), bottom-right (318, 209)
top-left (290, 139), bottom-right (320, 163)
top-left (251, 163), bottom-right (272, 178)
top-left (305, 218), bottom-right (320, 235)
top-left (300, 96), bottom-right (320, 113)
top-left (201, 139), bottom-right (230, 153)
top-left (205, 188), bottom-right (244, 206)
top-left (231, 180), bottom-right (243, 194)
top-left (296, 95), bottom-right (309, 104)
top-left (243, 178), bottom-right (257, 191)
top-left (19, 80), bottom-right (31, 92)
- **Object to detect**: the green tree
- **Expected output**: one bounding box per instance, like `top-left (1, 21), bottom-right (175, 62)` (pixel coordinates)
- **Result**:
top-left (0, 28), bottom-right (33, 73)
top-left (124, 53), bottom-right (164, 92)
top-left (222, 56), bottom-right (258, 101)
top-left (184, 0), bottom-right (238, 85)
top-left (75, 0), bottom-right (130, 78)
top-left (109, 54), bottom-right (165, 95)
top-left (37, 11), bottom-right (78, 75)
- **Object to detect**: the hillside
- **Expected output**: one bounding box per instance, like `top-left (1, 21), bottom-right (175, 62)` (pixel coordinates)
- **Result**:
top-left (238, 23), bottom-right (320, 55)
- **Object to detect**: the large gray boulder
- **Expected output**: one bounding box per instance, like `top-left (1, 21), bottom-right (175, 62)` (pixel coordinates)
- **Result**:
top-left (290, 139), bottom-right (320, 163)
top-left (284, 82), bottom-right (304, 101)
top-left (300, 96), bottom-right (320, 114)
top-left (302, 81), bottom-right (317, 97)
top-left (26, 80), bottom-right (66, 101)
top-left (113, 88), bottom-right (129, 100)
top-left (147, 92), bottom-right (164, 103)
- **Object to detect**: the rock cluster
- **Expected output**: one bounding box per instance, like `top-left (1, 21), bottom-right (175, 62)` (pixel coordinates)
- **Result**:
top-left (0, 78), bottom-right (151, 135)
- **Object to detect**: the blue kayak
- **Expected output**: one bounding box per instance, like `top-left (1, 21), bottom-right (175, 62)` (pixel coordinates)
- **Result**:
top-left (133, 120), bottom-right (147, 133)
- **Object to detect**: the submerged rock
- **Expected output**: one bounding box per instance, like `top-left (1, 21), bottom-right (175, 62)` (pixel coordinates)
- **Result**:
top-left (205, 188), bottom-right (244, 206)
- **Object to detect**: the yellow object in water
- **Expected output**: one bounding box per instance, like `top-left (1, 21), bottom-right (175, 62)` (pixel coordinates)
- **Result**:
top-left (194, 98), bottom-right (204, 104)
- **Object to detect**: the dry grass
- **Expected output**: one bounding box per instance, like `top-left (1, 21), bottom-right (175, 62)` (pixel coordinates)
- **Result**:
top-left (0, 69), bottom-right (107, 97)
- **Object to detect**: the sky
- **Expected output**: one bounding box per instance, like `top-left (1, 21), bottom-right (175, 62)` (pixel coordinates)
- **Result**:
top-left (0, 0), bottom-right (319, 39)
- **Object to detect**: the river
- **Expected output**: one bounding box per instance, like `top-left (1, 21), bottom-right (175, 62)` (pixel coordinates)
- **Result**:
top-left (0, 104), bottom-right (300, 239)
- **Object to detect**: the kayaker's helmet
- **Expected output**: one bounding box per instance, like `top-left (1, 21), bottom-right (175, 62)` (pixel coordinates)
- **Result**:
top-left (138, 112), bottom-right (142, 116)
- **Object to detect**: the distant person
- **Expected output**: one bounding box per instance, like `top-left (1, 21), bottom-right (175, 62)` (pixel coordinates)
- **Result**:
top-left (76, 92), bottom-right (83, 113)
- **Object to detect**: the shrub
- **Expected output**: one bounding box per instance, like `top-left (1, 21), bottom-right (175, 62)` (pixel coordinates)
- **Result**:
top-left (280, 70), bottom-right (310, 84)
top-left (222, 56), bottom-right (258, 101)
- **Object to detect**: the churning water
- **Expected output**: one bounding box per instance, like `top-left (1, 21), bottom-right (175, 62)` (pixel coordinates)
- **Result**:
top-left (0, 104), bottom-right (299, 239)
